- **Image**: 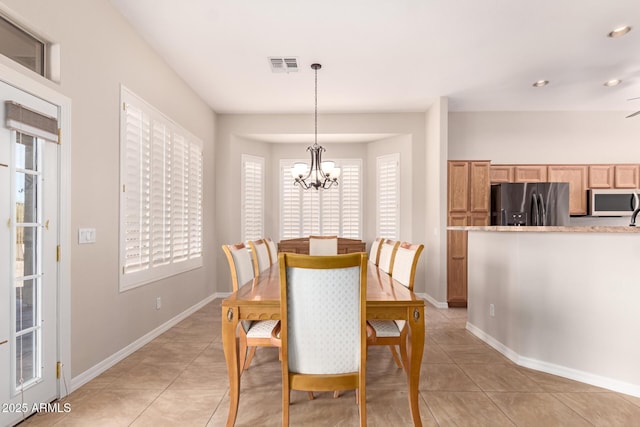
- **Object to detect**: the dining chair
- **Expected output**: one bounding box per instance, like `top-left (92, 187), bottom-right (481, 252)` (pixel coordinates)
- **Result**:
top-left (309, 235), bottom-right (338, 255)
top-left (377, 239), bottom-right (400, 275)
top-left (369, 237), bottom-right (383, 266)
top-left (368, 242), bottom-right (424, 370)
top-left (249, 238), bottom-right (272, 273)
top-left (266, 237), bottom-right (278, 265)
top-left (222, 242), bottom-right (279, 372)
top-left (277, 252), bottom-right (368, 427)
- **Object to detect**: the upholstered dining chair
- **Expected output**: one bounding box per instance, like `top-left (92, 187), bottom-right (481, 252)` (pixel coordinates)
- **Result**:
top-left (277, 252), bottom-right (368, 427)
top-left (266, 237), bottom-right (278, 265)
top-left (377, 239), bottom-right (400, 275)
top-left (308, 235), bottom-right (338, 255)
top-left (222, 242), bottom-right (280, 372)
top-left (369, 237), bottom-right (383, 266)
top-left (249, 239), bottom-right (272, 273)
top-left (368, 242), bottom-right (424, 370)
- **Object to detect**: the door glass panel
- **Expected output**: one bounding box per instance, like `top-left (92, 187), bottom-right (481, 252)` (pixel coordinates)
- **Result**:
top-left (15, 331), bottom-right (37, 388)
top-left (16, 172), bottom-right (37, 223)
top-left (16, 279), bottom-right (36, 332)
top-left (12, 131), bottom-right (43, 394)
top-left (16, 134), bottom-right (36, 170)
top-left (16, 226), bottom-right (37, 278)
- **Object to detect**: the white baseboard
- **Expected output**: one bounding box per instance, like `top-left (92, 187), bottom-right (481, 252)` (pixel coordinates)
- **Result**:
top-left (466, 322), bottom-right (640, 398)
top-left (418, 292), bottom-right (448, 309)
top-left (70, 293), bottom-right (218, 391)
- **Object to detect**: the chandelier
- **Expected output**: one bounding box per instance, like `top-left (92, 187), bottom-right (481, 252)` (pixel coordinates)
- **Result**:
top-left (291, 63), bottom-right (340, 190)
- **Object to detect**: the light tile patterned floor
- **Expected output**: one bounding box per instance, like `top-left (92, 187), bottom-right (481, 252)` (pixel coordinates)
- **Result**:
top-left (18, 299), bottom-right (640, 426)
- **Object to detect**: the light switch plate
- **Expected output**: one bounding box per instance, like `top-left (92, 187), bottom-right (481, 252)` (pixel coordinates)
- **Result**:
top-left (78, 228), bottom-right (96, 244)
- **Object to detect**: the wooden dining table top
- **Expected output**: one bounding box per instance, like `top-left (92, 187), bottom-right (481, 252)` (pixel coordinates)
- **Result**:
top-left (223, 261), bottom-right (424, 308)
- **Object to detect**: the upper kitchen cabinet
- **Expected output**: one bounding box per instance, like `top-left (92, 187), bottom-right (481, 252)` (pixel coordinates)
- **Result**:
top-left (514, 165), bottom-right (547, 182)
top-left (547, 165), bottom-right (588, 215)
top-left (490, 165), bottom-right (514, 183)
top-left (448, 161), bottom-right (470, 213)
top-left (469, 162), bottom-right (491, 213)
top-left (588, 165), bottom-right (614, 188)
top-left (614, 164), bottom-right (640, 188)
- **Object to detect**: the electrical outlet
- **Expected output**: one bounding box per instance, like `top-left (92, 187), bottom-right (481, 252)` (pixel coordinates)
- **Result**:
top-left (489, 304), bottom-right (495, 317)
top-left (156, 297), bottom-right (162, 310)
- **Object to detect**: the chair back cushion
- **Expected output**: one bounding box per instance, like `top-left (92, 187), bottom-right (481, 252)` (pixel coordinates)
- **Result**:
top-left (250, 239), bottom-right (271, 273)
top-left (369, 238), bottom-right (382, 265)
top-left (391, 243), bottom-right (424, 290)
top-left (266, 238), bottom-right (278, 264)
top-left (280, 253), bottom-right (366, 375)
top-left (229, 244), bottom-right (255, 289)
top-left (378, 240), bottom-right (399, 275)
top-left (309, 235), bottom-right (338, 255)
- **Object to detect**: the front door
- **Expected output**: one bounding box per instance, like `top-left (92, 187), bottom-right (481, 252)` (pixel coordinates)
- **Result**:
top-left (0, 81), bottom-right (59, 426)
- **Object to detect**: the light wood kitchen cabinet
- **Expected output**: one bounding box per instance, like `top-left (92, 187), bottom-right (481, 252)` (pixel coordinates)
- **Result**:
top-left (490, 165), bottom-right (514, 183)
top-left (588, 165), bottom-right (614, 188)
top-left (514, 165), bottom-right (547, 182)
top-left (447, 160), bottom-right (490, 307)
top-left (614, 164), bottom-right (640, 188)
top-left (547, 165), bottom-right (588, 215)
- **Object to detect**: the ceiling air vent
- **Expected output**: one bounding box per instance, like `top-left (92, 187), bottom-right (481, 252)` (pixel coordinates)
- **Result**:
top-left (269, 57), bottom-right (298, 73)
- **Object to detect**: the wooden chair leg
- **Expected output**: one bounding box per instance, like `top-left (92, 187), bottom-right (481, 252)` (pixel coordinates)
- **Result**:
top-left (389, 345), bottom-right (403, 368)
top-left (283, 385), bottom-right (290, 427)
top-left (244, 346), bottom-right (257, 370)
top-left (238, 335), bottom-right (248, 375)
top-left (307, 392), bottom-right (314, 400)
top-left (333, 391), bottom-right (340, 398)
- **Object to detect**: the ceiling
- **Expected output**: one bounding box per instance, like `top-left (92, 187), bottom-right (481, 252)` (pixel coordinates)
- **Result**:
top-left (109, 0), bottom-right (640, 115)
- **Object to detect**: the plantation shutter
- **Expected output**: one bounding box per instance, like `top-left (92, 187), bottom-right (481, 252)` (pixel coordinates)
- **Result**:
top-left (281, 163), bottom-right (300, 239)
top-left (123, 103), bottom-right (151, 274)
top-left (341, 162), bottom-right (361, 238)
top-left (188, 142), bottom-right (203, 258)
top-left (377, 154), bottom-right (400, 240)
top-left (280, 159), bottom-right (361, 240)
top-left (120, 87), bottom-right (203, 290)
top-left (242, 155), bottom-right (264, 241)
top-left (151, 120), bottom-right (171, 266)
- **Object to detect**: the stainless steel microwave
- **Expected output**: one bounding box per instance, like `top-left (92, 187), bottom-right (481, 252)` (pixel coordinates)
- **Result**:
top-left (589, 189), bottom-right (640, 216)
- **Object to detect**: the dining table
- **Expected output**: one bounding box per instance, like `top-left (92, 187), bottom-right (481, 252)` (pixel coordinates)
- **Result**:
top-left (221, 260), bottom-right (426, 426)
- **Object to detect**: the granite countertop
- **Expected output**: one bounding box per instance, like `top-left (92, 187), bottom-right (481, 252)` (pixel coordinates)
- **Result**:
top-left (446, 225), bottom-right (640, 233)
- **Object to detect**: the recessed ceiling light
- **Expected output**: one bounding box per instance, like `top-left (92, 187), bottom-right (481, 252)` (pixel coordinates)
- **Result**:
top-left (608, 26), bottom-right (631, 38)
top-left (532, 80), bottom-right (549, 87)
top-left (604, 79), bottom-right (622, 87)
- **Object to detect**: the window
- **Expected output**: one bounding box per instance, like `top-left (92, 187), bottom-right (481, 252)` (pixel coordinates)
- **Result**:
top-left (0, 16), bottom-right (45, 76)
top-left (119, 87), bottom-right (203, 291)
top-left (377, 153), bottom-right (400, 239)
top-left (241, 154), bottom-right (264, 241)
top-left (280, 159), bottom-right (362, 239)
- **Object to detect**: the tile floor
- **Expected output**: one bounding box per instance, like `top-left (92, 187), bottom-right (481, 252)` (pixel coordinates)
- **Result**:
top-left (19, 299), bottom-right (640, 426)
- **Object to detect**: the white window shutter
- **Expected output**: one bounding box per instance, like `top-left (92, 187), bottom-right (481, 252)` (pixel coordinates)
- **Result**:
top-left (120, 86), bottom-right (204, 290)
top-left (172, 133), bottom-right (188, 262)
top-left (123, 103), bottom-right (151, 273)
top-left (377, 154), bottom-right (400, 240)
top-left (151, 120), bottom-right (171, 266)
top-left (280, 159), bottom-right (361, 240)
top-left (341, 162), bottom-right (361, 239)
top-left (241, 155), bottom-right (264, 241)
top-left (188, 141), bottom-right (203, 258)
top-left (281, 162), bottom-right (300, 239)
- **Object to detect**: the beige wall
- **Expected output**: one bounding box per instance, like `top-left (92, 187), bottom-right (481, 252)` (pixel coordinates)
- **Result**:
top-left (215, 113), bottom-right (430, 294)
top-left (1, 0), bottom-right (217, 376)
top-left (449, 111), bottom-right (640, 163)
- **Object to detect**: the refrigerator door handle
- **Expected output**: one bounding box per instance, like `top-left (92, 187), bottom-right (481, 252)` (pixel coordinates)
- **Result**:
top-left (531, 192), bottom-right (539, 225)
top-left (631, 192), bottom-right (639, 211)
top-left (538, 194), bottom-right (546, 226)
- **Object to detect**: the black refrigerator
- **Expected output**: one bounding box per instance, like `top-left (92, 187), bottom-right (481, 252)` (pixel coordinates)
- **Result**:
top-left (491, 182), bottom-right (570, 226)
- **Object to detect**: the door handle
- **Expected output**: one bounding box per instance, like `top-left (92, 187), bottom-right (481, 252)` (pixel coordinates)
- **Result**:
top-left (0, 340), bottom-right (8, 346)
